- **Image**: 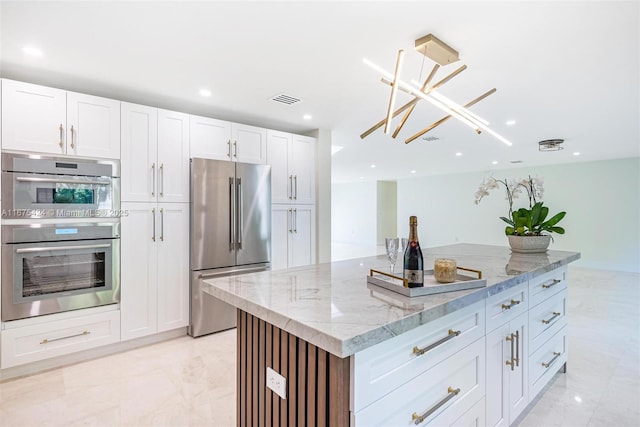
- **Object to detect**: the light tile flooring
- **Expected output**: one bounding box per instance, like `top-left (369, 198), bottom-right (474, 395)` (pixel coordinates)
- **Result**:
top-left (0, 266), bottom-right (638, 426)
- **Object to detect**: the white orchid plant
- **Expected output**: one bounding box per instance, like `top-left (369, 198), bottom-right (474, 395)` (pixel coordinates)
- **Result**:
top-left (474, 175), bottom-right (566, 237)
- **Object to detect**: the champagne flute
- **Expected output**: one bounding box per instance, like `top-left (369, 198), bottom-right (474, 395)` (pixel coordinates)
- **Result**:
top-left (399, 237), bottom-right (409, 257)
top-left (385, 238), bottom-right (399, 274)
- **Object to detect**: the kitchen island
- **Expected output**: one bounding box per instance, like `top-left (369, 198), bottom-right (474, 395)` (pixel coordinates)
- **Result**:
top-left (203, 243), bottom-right (580, 426)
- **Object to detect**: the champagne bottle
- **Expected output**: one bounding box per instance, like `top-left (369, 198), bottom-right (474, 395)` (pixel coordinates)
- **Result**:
top-left (403, 216), bottom-right (424, 288)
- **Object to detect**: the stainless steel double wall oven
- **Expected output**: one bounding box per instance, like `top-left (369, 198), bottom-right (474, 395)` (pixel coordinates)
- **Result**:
top-left (1, 151), bottom-right (121, 321)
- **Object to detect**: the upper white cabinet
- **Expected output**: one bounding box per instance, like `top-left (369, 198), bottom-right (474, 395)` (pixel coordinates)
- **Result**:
top-left (121, 103), bottom-right (189, 203)
top-left (266, 130), bottom-right (315, 204)
top-left (190, 115), bottom-right (266, 164)
top-left (1, 79), bottom-right (120, 159)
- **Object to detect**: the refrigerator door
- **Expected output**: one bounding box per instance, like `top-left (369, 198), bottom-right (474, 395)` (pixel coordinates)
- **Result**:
top-left (235, 162), bottom-right (271, 266)
top-left (190, 158), bottom-right (236, 270)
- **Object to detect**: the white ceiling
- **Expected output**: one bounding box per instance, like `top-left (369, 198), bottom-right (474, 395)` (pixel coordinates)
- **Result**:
top-left (1, 1), bottom-right (638, 183)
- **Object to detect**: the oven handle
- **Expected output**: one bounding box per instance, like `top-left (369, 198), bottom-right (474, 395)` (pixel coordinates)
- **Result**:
top-left (15, 176), bottom-right (111, 186)
top-left (16, 244), bottom-right (111, 253)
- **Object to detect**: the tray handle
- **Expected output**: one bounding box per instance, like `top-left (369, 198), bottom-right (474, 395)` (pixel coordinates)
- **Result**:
top-left (370, 269), bottom-right (409, 288)
top-left (457, 266), bottom-right (482, 279)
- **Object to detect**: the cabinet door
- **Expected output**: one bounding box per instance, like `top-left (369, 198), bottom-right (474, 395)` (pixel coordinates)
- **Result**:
top-left (290, 135), bottom-right (315, 204)
top-left (120, 203), bottom-right (158, 341)
top-left (157, 109), bottom-right (190, 202)
top-left (190, 115), bottom-right (232, 160)
top-left (66, 91), bottom-right (120, 159)
top-left (266, 130), bottom-right (291, 204)
top-left (486, 323), bottom-right (510, 427)
top-left (508, 313), bottom-right (529, 424)
top-left (271, 206), bottom-right (290, 270)
top-left (121, 103), bottom-right (158, 202)
top-left (290, 205), bottom-right (315, 268)
top-left (157, 203), bottom-right (189, 332)
top-left (1, 79), bottom-right (66, 154)
top-left (232, 123), bottom-right (266, 164)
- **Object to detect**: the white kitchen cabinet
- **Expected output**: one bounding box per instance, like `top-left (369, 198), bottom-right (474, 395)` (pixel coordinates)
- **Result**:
top-left (1, 79), bottom-right (120, 158)
top-left (486, 311), bottom-right (529, 427)
top-left (190, 116), bottom-right (266, 164)
top-left (121, 104), bottom-right (189, 203)
top-left (271, 204), bottom-right (315, 270)
top-left (120, 202), bottom-right (189, 340)
top-left (266, 130), bottom-right (315, 204)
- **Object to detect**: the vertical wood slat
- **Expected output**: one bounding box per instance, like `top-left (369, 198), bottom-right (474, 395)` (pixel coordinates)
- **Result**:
top-left (237, 311), bottom-right (350, 427)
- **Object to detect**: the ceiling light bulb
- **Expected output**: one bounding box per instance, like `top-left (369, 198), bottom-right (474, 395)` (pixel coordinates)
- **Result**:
top-left (199, 89), bottom-right (212, 97)
top-left (492, 160), bottom-right (498, 165)
top-left (303, 114), bottom-right (312, 120)
top-left (370, 164), bottom-right (376, 168)
top-left (411, 170), bottom-right (416, 174)
top-left (506, 120), bottom-right (516, 126)
top-left (455, 152), bottom-right (462, 157)
top-left (573, 152), bottom-right (581, 156)
top-left (22, 46), bottom-right (43, 56)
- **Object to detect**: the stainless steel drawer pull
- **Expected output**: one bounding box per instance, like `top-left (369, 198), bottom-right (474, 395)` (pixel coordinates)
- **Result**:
top-left (542, 311), bottom-right (562, 324)
top-left (294, 175), bottom-right (298, 200)
top-left (412, 329), bottom-right (461, 357)
top-left (16, 176), bottom-right (110, 186)
top-left (159, 163), bottom-right (164, 197)
top-left (501, 299), bottom-right (521, 310)
top-left (40, 330), bottom-right (90, 345)
top-left (411, 387), bottom-right (460, 425)
top-left (227, 140), bottom-right (231, 158)
top-left (17, 244), bottom-right (110, 253)
top-left (151, 163), bottom-right (156, 197)
top-left (542, 351), bottom-right (562, 368)
top-left (152, 208), bottom-right (156, 242)
top-left (542, 279), bottom-right (562, 289)
top-left (289, 175), bottom-right (294, 199)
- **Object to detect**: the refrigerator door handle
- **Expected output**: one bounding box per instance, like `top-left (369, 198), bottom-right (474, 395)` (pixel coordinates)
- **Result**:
top-left (229, 177), bottom-right (235, 250)
top-left (237, 178), bottom-right (243, 250)
top-left (197, 265), bottom-right (268, 279)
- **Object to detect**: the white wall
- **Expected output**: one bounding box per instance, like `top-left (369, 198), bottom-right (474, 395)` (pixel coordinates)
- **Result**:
top-left (376, 181), bottom-right (397, 245)
top-left (331, 181), bottom-right (377, 260)
top-left (397, 157), bottom-right (640, 273)
top-left (312, 129), bottom-right (332, 263)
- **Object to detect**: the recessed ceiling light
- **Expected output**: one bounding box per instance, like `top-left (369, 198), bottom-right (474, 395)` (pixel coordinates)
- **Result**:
top-left (331, 145), bottom-right (343, 155)
top-left (574, 396), bottom-right (582, 403)
top-left (506, 120), bottom-right (516, 126)
top-left (491, 160), bottom-right (498, 165)
top-left (199, 89), bottom-right (212, 97)
top-left (370, 164), bottom-right (376, 168)
top-left (359, 176), bottom-right (364, 180)
top-left (455, 152), bottom-right (462, 157)
top-left (303, 114), bottom-right (312, 120)
top-left (573, 152), bottom-right (581, 156)
top-left (22, 46), bottom-right (43, 57)
top-left (411, 170), bottom-right (416, 174)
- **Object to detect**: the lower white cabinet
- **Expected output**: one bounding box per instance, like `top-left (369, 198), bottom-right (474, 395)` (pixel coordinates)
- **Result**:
top-left (0, 309), bottom-right (120, 368)
top-left (120, 202), bottom-right (189, 340)
top-left (486, 312), bottom-right (529, 427)
top-left (271, 204), bottom-right (315, 270)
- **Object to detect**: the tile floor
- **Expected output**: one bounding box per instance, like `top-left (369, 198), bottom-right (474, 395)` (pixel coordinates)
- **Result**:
top-left (0, 266), bottom-right (638, 426)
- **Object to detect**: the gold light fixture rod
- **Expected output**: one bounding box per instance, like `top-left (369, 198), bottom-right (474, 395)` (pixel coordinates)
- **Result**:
top-left (415, 34), bottom-right (459, 65)
top-left (392, 64), bottom-right (440, 138)
top-left (384, 50), bottom-right (405, 134)
top-left (405, 88), bottom-right (497, 144)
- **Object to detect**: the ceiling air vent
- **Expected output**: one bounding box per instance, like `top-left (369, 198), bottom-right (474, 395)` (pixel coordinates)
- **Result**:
top-left (421, 136), bottom-right (440, 141)
top-left (538, 139), bottom-right (564, 152)
top-left (270, 93), bottom-right (302, 106)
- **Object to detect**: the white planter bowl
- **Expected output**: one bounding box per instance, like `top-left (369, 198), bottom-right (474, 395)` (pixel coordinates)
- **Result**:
top-left (507, 235), bottom-right (551, 253)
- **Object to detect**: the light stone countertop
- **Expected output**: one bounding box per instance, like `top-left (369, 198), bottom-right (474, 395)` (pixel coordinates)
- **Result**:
top-left (202, 243), bottom-right (580, 358)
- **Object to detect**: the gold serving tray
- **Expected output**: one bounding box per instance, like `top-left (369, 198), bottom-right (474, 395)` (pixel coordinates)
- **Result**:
top-left (367, 267), bottom-right (486, 297)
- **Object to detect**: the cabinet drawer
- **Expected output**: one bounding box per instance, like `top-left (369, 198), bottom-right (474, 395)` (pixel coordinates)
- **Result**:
top-left (352, 300), bottom-right (485, 412)
top-left (1, 310), bottom-right (120, 368)
top-left (353, 338), bottom-right (485, 426)
top-left (529, 327), bottom-right (567, 398)
top-left (528, 289), bottom-right (567, 354)
top-left (485, 283), bottom-right (528, 332)
top-left (529, 267), bottom-right (567, 308)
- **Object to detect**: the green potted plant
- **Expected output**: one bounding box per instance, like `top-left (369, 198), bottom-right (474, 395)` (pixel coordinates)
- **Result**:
top-left (474, 176), bottom-right (566, 252)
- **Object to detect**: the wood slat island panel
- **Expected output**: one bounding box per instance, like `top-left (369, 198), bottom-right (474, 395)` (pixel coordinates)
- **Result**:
top-left (237, 310), bottom-right (350, 427)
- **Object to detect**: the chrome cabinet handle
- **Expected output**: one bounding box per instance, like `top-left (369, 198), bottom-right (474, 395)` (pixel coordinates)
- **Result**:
top-left (289, 175), bottom-right (293, 199)
top-left (159, 208), bottom-right (164, 241)
top-left (237, 178), bottom-right (243, 249)
top-left (59, 124), bottom-right (64, 149)
top-left (294, 175), bottom-right (298, 200)
top-left (16, 176), bottom-right (110, 185)
top-left (413, 329), bottom-right (461, 357)
top-left (542, 311), bottom-right (562, 325)
top-left (411, 387), bottom-right (460, 425)
top-left (542, 279), bottom-right (562, 289)
top-left (293, 208), bottom-right (297, 233)
top-left (233, 141), bottom-right (238, 158)
top-left (70, 125), bottom-right (75, 149)
top-left (159, 163), bottom-right (164, 197)
top-left (41, 330), bottom-right (90, 345)
top-left (542, 351), bottom-right (562, 368)
top-left (152, 208), bottom-right (156, 242)
top-left (287, 209), bottom-right (292, 233)
top-left (151, 163), bottom-right (156, 197)
top-left (16, 244), bottom-right (110, 253)
top-left (229, 178), bottom-right (235, 250)
top-left (227, 140), bottom-right (232, 158)
top-left (501, 299), bottom-right (521, 310)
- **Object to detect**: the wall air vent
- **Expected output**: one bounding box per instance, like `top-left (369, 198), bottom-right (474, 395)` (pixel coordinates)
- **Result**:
top-left (270, 93), bottom-right (302, 106)
top-left (538, 138), bottom-right (564, 152)
top-left (421, 136), bottom-right (440, 141)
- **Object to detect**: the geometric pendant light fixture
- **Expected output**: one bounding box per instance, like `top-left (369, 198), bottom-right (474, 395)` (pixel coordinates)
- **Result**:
top-left (360, 33), bottom-right (512, 146)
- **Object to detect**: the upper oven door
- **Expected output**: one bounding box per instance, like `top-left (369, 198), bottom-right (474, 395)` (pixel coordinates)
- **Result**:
top-left (1, 151), bottom-right (120, 219)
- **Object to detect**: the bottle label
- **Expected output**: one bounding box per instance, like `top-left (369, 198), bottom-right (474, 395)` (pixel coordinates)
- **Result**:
top-left (405, 269), bottom-right (424, 285)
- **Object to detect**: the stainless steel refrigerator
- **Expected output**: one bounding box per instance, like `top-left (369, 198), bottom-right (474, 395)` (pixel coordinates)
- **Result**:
top-left (189, 158), bottom-right (271, 337)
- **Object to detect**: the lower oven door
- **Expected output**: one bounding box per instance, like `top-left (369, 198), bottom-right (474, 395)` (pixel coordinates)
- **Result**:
top-left (1, 238), bottom-right (120, 321)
